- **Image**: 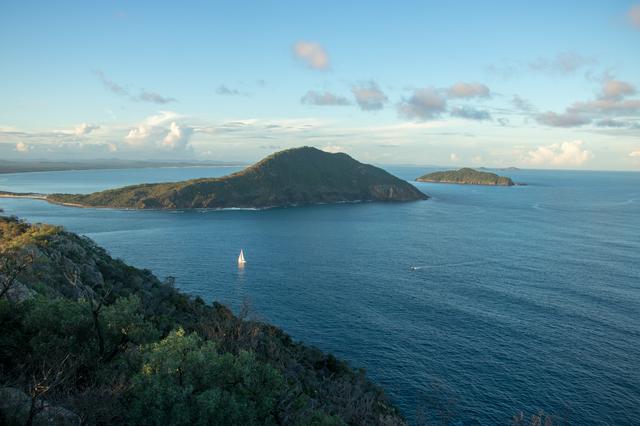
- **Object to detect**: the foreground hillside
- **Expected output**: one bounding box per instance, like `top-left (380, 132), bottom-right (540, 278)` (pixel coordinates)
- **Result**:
top-left (0, 216), bottom-right (405, 425)
top-left (46, 147), bottom-right (427, 209)
top-left (416, 168), bottom-right (514, 186)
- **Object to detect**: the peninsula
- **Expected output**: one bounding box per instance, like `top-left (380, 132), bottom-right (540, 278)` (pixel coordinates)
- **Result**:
top-left (9, 147), bottom-right (427, 209)
top-left (416, 168), bottom-right (514, 186)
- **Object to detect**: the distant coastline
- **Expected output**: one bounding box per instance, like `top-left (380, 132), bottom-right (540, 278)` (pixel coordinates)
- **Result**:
top-left (0, 192), bottom-right (93, 209)
top-left (0, 159), bottom-right (246, 175)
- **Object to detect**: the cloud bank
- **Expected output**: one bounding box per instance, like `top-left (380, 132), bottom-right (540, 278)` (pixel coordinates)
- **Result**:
top-left (124, 112), bottom-right (193, 152)
top-left (74, 123), bottom-right (100, 135)
top-left (537, 79), bottom-right (640, 127)
top-left (525, 140), bottom-right (593, 166)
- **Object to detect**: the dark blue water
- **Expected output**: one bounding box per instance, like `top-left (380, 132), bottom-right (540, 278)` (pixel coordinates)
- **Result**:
top-left (1, 166), bottom-right (639, 425)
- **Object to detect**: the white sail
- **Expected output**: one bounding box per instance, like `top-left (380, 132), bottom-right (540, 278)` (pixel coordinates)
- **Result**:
top-left (238, 249), bottom-right (246, 264)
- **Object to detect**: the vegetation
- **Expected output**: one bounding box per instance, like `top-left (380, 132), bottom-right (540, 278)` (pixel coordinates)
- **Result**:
top-left (0, 215), bottom-right (404, 425)
top-left (46, 147), bottom-right (428, 209)
top-left (416, 168), bottom-right (514, 186)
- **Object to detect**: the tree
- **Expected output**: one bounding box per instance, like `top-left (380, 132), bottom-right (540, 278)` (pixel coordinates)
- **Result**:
top-left (128, 328), bottom-right (285, 426)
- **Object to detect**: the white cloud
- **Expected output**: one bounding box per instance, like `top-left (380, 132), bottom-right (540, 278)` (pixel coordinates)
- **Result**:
top-left (398, 87), bottom-right (447, 120)
top-left (351, 81), bottom-right (388, 111)
top-left (74, 123), bottom-right (100, 135)
top-left (125, 125), bottom-right (157, 146)
top-left (321, 145), bottom-right (344, 153)
top-left (162, 122), bottom-right (193, 151)
top-left (537, 78), bottom-right (640, 127)
top-left (600, 80), bottom-right (636, 100)
top-left (15, 142), bottom-right (30, 152)
top-left (124, 112), bottom-right (192, 152)
top-left (293, 41), bottom-right (329, 70)
top-left (145, 111), bottom-right (182, 126)
top-left (447, 82), bottom-right (490, 98)
top-left (630, 150), bottom-right (640, 158)
top-left (450, 153), bottom-right (459, 162)
top-left (568, 83), bottom-right (640, 116)
top-left (525, 140), bottom-right (593, 167)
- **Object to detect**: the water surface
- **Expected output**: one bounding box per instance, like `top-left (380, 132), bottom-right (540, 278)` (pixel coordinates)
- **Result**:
top-left (1, 166), bottom-right (639, 425)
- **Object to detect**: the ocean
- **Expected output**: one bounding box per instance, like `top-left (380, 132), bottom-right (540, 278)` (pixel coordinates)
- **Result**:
top-left (1, 166), bottom-right (639, 425)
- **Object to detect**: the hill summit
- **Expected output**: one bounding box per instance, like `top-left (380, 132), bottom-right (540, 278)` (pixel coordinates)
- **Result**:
top-left (48, 147), bottom-right (428, 209)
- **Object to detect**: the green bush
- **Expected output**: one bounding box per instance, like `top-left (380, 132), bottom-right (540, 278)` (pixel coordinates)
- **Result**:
top-left (128, 328), bottom-right (285, 425)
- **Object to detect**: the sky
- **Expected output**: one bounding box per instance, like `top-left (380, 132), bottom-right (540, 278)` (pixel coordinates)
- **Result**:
top-left (1, 1), bottom-right (639, 170)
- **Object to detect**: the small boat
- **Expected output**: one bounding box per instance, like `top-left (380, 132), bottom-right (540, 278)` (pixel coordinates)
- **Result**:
top-left (238, 249), bottom-right (246, 266)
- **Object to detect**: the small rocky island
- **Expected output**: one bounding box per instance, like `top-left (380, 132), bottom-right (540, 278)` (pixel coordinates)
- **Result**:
top-left (416, 167), bottom-right (514, 186)
top-left (42, 147), bottom-right (427, 209)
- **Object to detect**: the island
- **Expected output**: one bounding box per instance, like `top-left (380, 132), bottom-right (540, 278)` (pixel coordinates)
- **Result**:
top-left (416, 167), bottom-right (514, 186)
top-left (0, 215), bottom-right (404, 425)
top-left (19, 147), bottom-right (427, 209)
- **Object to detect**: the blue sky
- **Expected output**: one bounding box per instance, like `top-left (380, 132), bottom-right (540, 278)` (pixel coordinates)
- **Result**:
top-left (1, 0), bottom-right (639, 170)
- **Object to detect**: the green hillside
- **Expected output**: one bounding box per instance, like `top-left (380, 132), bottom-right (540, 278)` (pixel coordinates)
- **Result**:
top-left (47, 147), bottom-right (427, 209)
top-left (0, 215), bottom-right (404, 425)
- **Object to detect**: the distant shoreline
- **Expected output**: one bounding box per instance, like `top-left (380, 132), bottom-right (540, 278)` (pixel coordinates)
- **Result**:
top-left (0, 192), bottom-right (91, 209)
top-left (0, 161), bottom-right (246, 175)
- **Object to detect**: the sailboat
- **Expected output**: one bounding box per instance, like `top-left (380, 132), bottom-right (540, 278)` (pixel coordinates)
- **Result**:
top-left (238, 249), bottom-right (246, 266)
